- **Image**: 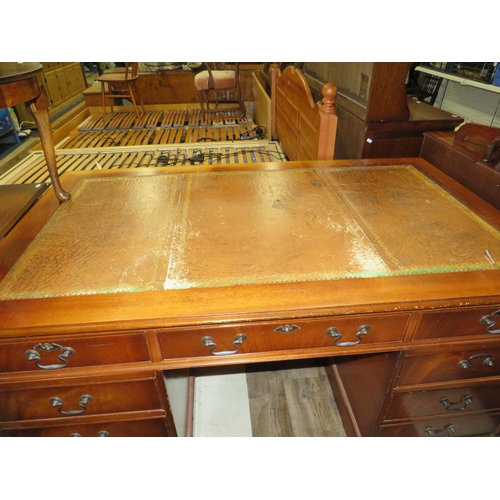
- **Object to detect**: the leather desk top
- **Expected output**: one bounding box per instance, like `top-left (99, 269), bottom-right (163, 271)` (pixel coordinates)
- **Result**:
top-left (0, 159), bottom-right (499, 336)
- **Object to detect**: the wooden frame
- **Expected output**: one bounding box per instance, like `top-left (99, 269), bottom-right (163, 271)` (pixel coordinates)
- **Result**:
top-left (270, 63), bottom-right (338, 161)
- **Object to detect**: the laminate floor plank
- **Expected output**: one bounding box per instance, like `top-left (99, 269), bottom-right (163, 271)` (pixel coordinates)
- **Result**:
top-left (246, 360), bottom-right (346, 437)
top-left (247, 368), bottom-right (294, 437)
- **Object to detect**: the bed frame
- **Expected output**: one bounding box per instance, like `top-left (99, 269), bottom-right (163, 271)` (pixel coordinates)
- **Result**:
top-left (269, 63), bottom-right (338, 161)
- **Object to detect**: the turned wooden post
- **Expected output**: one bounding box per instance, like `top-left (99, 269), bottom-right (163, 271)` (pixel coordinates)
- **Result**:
top-left (317, 82), bottom-right (338, 160)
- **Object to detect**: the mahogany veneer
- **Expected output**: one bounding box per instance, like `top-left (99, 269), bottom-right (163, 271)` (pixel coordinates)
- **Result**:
top-left (0, 158), bottom-right (499, 437)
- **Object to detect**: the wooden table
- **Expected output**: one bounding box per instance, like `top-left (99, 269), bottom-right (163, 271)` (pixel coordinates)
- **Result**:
top-left (0, 63), bottom-right (70, 202)
top-left (1, 158), bottom-right (500, 437)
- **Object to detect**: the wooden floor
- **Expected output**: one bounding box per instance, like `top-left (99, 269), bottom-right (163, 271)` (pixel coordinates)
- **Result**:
top-left (246, 360), bottom-right (346, 437)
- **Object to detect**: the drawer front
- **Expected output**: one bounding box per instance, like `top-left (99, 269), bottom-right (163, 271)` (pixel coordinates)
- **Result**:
top-left (397, 346), bottom-right (500, 386)
top-left (413, 306), bottom-right (500, 341)
top-left (0, 378), bottom-right (162, 423)
top-left (386, 382), bottom-right (500, 420)
top-left (5, 418), bottom-right (170, 437)
top-left (379, 413), bottom-right (500, 437)
top-left (0, 331), bottom-right (151, 373)
top-left (157, 313), bottom-right (410, 360)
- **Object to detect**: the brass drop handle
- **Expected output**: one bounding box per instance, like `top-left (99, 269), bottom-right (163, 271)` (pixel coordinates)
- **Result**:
top-left (457, 353), bottom-right (494, 369)
top-left (25, 342), bottom-right (75, 370)
top-left (425, 424), bottom-right (456, 437)
top-left (200, 334), bottom-right (248, 356)
top-left (480, 310), bottom-right (500, 334)
top-left (49, 394), bottom-right (93, 416)
top-left (326, 325), bottom-right (370, 347)
top-left (440, 395), bottom-right (474, 412)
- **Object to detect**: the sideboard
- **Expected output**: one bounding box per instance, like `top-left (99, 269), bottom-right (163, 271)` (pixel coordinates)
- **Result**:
top-left (1, 158), bottom-right (499, 437)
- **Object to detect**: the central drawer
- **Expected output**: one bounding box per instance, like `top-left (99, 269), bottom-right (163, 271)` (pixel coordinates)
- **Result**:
top-left (0, 331), bottom-right (151, 374)
top-left (157, 313), bottom-right (410, 360)
top-left (0, 377), bottom-right (163, 423)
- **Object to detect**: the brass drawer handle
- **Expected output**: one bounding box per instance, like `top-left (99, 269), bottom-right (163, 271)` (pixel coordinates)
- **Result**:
top-left (457, 353), bottom-right (494, 369)
top-left (326, 325), bottom-right (370, 347)
top-left (200, 334), bottom-right (248, 356)
top-left (480, 310), bottom-right (500, 334)
top-left (70, 430), bottom-right (109, 437)
top-left (49, 394), bottom-right (93, 416)
top-left (425, 424), bottom-right (456, 437)
top-left (440, 395), bottom-right (474, 412)
top-left (25, 343), bottom-right (75, 370)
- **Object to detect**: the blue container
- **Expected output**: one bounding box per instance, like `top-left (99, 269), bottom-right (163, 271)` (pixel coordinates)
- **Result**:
top-left (492, 64), bottom-right (500, 86)
top-left (0, 108), bottom-right (20, 144)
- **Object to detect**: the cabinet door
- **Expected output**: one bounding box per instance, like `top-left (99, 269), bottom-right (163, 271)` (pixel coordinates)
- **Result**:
top-left (71, 63), bottom-right (86, 93)
top-left (55, 67), bottom-right (71, 102)
top-left (43, 71), bottom-right (63, 108)
top-left (64, 63), bottom-right (85, 96)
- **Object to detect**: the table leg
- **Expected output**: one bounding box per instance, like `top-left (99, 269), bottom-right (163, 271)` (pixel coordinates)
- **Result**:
top-left (29, 96), bottom-right (71, 202)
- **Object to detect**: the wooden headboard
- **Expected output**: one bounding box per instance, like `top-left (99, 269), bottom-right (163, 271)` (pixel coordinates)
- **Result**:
top-left (270, 63), bottom-right (338, 161)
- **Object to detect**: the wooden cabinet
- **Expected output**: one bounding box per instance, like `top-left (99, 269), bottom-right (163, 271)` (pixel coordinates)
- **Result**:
top-left (39, 62), bottom-right (87, 117)
top-left (290, 63), bottom-right (464, 159)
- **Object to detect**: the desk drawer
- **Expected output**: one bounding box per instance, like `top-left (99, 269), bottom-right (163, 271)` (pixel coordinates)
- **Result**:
top-left (0, 377), bottom-right (162, 423)
top-left (0, 331), bottom-right (151, 373)
top-left (379, 413), bottom-right (500, 437)
top-left (413, 306), bottom-right (500, 341)
top-left (157, 313), bottom-right (410, 360)
top-left (397, 346), bottom-right (500, 386)
top-left (385, 382), bottom-right (500, 420)
top-left (4, 418), bottom-right (170, 437)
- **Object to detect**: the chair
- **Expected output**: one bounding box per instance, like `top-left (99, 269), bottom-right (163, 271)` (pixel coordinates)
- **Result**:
top-left (194, 63), bottom-right (246, 116)
top-left (96, 63), bottom-right (145, 118)
top-left (406, 71), bottom-right (443, 106)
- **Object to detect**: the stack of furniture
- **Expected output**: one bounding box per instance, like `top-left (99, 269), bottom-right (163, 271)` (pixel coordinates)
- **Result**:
top-left (262, 63), bottom-right (464, 159)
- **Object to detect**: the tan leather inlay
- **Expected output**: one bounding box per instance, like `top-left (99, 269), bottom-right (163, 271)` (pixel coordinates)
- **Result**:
top-left (1, 166), bottom-right (499, 300)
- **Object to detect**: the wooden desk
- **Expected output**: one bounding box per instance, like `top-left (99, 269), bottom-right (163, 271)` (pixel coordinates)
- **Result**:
top-left (0, 63), bottom-right (70, 202)
top-left (421, 129), bottom-right (500, 211)
top-left (1, 159), bottom-right (500, 437)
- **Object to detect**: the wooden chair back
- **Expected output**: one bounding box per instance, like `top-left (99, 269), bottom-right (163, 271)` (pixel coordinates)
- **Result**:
top-left (194, 63), bottom-right (246, 116)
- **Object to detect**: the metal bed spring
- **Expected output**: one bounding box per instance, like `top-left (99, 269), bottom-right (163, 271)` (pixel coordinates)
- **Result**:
top-left (58, 111), bottom-right (257, 149)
